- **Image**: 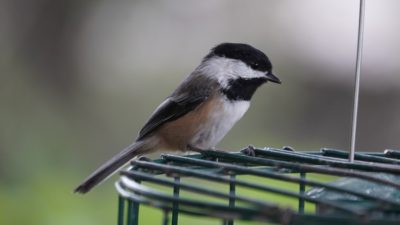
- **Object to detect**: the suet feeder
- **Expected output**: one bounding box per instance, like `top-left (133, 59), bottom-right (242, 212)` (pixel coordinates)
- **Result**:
top-left (116, 148), bottom-right (400, 225)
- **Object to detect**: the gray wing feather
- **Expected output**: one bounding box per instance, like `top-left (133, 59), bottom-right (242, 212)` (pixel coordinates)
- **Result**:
top-left (136, 72), bottom-right (217, 141)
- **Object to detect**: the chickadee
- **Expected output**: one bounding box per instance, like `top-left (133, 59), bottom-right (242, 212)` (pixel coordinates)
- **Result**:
top-left (74, 43), bottom-right (281, 194)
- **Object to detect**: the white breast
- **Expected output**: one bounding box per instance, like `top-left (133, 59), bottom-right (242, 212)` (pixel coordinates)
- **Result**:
top-left (190, 99), bottom-right (250, 149)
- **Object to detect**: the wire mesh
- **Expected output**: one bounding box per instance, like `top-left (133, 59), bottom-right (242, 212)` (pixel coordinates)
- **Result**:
top-left (116, 147), bottom-right (400, 225)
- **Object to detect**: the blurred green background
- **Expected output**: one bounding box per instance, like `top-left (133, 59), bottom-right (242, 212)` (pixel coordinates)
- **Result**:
top-left (1, 0), bottom-right (399, 224)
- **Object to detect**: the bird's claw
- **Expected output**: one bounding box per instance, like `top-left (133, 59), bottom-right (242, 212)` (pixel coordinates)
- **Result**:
top-left (138, 156), bottom-right (152, 161)
top-left (282, 146), bottom-right (295, 151)
top-left (241, 145), bottom-right (256, 157)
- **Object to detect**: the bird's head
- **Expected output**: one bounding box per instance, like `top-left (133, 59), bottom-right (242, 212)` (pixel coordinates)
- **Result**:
top-left (198, 43), bottom-right (281, 100)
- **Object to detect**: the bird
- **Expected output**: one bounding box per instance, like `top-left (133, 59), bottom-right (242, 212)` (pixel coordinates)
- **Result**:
top-left (74, 42), bottom-right (281, 194)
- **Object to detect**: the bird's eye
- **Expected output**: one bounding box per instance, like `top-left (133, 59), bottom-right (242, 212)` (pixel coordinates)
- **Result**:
top-left (251, 63), bottom-right (259, 69)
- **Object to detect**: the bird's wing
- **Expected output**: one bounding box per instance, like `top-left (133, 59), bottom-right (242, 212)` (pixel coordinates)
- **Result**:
top-left (136, 73), bottom-right (216, 141)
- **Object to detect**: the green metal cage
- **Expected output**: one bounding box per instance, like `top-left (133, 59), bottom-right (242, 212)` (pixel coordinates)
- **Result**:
top-left (116, 147), bottom-right (400, 225)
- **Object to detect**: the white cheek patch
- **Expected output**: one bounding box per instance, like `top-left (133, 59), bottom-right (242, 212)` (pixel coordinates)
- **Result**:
top-left (197, 56), bottom-right (266, 89)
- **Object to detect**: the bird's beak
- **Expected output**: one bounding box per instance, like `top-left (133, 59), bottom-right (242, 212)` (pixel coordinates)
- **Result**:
top-left (265, 72), bottom-right (281, 84)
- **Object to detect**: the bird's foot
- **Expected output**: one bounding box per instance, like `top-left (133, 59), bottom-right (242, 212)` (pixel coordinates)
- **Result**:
top-left (138, 156), bottom-right (152, 161)
top-left (240, 145), bottom-right (256, 157)
top-left (282, 146), bottom-right (295, 151)
top-left (187, 145), bottom-right (205, 153)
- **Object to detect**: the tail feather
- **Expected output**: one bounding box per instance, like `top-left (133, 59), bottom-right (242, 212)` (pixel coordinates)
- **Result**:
top-left (74, 141), bottom-right (150, 194)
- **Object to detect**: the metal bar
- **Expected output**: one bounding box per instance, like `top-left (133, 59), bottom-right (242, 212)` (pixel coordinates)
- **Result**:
top-left (133, 195), bottom-right (140, 225)
top-left (350, 0), bottom-right (366, 162)
top-left (118, 196), bottom-right (125, 225)
top-left (298, 172), bottom-right (306, 214)
top-left (321, 148), bottom-right (400, 164)
top-left (117, 178), bottom-right (400, 225)
top-left (196, 150), bottom-right (400, 189)
top-left (126, 180), bottom-right (141, 225)
top-left (117, 184), bottom-right (234, 220)
top-left (121, 169), bottom-right (363, 215)
top-left (162, 210), bottom-right (169, 225)
top-left (290, 213), bottom-right (400, 225)
top-left (117, 177), bottom-right (292, 223)
top-left (171, 176), bottom-right (180, 225)
top-left (252, 148), bottom-right (400, 174)
top-left (128, 160), bottom-right (399, 214)
top-left (121, 170), bottom-right (276, 208)
top-left (127, 200), bottom-right (134, 225)
top-left (228, 175), bottom-right (236, 225)
top-left (134, 149), bottom-right (400, 175)
top-left (384, 149), bottom-right (400, 159)
top-left (157, 155), bottom-right (400, 209)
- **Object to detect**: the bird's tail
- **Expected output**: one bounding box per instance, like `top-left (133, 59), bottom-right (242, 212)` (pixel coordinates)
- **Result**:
top-left (74, 140), bottom-right (154, 194)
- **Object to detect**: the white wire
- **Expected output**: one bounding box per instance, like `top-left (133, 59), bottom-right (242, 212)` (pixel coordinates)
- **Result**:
top-left (350, 0), bottom-right (366, 162)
